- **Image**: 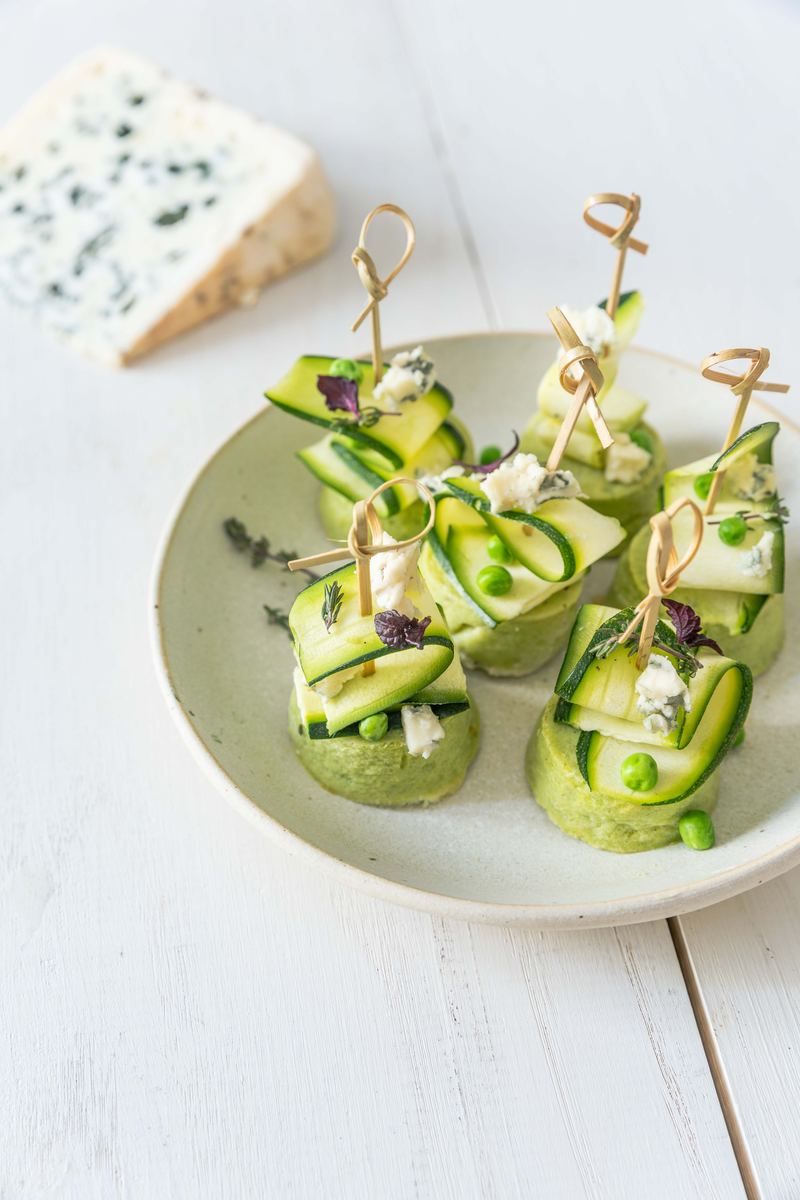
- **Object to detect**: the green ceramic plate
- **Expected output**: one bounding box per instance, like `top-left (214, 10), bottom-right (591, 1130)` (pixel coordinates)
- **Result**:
top-left (151, 334), bottom-right (800, 928)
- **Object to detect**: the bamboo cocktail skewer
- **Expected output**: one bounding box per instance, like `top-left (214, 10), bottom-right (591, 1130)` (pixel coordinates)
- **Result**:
top-left (545, 307), bottom-right (614, 471)
top-left (700, 348), bottom-right (790, 516)
top-left (583, 192), bottom-right (648, 320)
top-left (616, 498), bottom-right (705, 670)
top-left (297, 203), bottom-right (417, 674)
top-left (351, 204), bottom-right (416, 384)
top-left (288, 480), bottom-right (436, 677)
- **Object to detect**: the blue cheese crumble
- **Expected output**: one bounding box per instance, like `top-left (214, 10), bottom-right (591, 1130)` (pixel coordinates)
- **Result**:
top-left (739, 530), bottom-right (775, 578)
top-left (604, 432), bottom-right (652, 483)
top-left (635, 654), bottom-right (691, 737)
top-left (401, 704), bottom-right (445, 759)
top-left (480, 452), bottom-right (582, 514)
top-left (726, 452), bottom-right (777, 503)
top-left (373, 346), bottom-right (436, 409)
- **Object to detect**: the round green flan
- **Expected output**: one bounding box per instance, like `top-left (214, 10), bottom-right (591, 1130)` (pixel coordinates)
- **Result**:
top-left (289, 691), bottom-right (480, 807)
top-left (526, 696), bottom-right (719, 853)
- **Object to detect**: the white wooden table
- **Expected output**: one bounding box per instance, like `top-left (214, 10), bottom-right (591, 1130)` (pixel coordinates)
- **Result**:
top-left (1, 0), bottom-right (798, 1196)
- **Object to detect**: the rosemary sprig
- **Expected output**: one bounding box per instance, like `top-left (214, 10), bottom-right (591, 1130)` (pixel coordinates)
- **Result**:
top-left (321, 580), bottom-right (344, 633)
top-left (223, 518), bottom-right (319, 581)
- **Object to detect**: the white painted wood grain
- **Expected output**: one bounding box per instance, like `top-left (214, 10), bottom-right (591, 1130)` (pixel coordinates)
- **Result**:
top-left (0, 0), bottom-right (773, 1194)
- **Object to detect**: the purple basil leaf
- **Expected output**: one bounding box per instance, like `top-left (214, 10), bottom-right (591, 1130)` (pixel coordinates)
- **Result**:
top-left (661, 598), bottom-right (701, 643)
top-left (374, 610), bottom-right (431, 650)
top-left (317, 374), bottom-right (360, 414)
top-left (691, 634), bottom-right (724, 657)
top-left (661, 598), bottom-right (723, 656)
top-left (403, 615), bottom-right (431, 648)
top-left (453, 431), bottom-right (520, 474)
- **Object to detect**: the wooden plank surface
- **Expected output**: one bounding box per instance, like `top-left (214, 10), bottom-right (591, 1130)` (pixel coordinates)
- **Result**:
top-left (0, 0), bottom-right (794, 1195)
top-left (675, 874), bottom-right (800, 1199)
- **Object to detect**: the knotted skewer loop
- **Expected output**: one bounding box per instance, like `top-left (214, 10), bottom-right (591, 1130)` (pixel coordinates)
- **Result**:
top-left (556, 344), bottom-right (605, 398)
top-left (583, 193), bottom-right (648, 254)
top-left (583, 192), bottom-right (648, 320)
top-left (701, 347), bottom-right (789, 396)
top-left (616, 498), bottom-right (704, 670)
top-left (289, 477), bottom-right (435, 676)
top-left (289, 481), bottom-right (435, 599)
top-left (700, 347), bottom-right (790, 515)
top-left (351, 204), bottom-right (416, 384)
top-left (545, 306), bottom-right (613, 470)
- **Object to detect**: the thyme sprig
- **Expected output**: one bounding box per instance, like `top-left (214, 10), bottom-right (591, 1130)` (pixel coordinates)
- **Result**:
top-left (263, 605), bottom-right (291, 636)
top-left (706, 501), bottom-right (789, 527)
top-left (329, 406), bottom-right (400, 433)
top-left (322, 580), bottom-right (344, 633)
top-left (223, 518), bottom-right (319, 581)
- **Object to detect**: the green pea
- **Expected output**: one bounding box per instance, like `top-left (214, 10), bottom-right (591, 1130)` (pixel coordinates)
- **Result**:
top-left (359, 712), bottom-right (388, 742)
top-left (718, 516), bottom-right (748, 546)
top-left (477, 565), bottom-right (513, 596)
top-left (733, 726), bottom-right (745, 747)
top-left (480, 444), bottom-right (502, 465)
top-left (620, 752), bottom-right (659, 792)
top-left (329, 358), bottom-right (364, 385)
top-left (679, 810), bottom-right (715, 850)
top-left (487, 535), bottom-right (514, 564)
top-left (694, 473), bottom-right (714, 500)
top-left (629, 429), bottom-right (653, 455)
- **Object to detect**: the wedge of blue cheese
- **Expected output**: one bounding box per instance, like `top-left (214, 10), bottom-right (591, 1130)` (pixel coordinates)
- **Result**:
top-left (0, 46), bottom-right (336, 365)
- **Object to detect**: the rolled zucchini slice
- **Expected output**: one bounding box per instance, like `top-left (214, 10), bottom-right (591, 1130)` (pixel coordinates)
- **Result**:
top-left (289, 563), bottom-right (455, 735)
top-left (550, 603), bottom-right (752, 805)
top-left (267, 355), bottom-right (453, 467)
top-left (443, 476), bottom-right (624, 582)
top-left (664, 422), bottom-right (780, 513)
top-left (298, 436), bottom-right (403, 518)
top-left (419, 541), bottom-right (584, 676)
top-left (607, 522), bottom-right (784, 677)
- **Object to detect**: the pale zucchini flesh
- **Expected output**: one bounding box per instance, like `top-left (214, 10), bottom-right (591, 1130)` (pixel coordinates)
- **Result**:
top-left (445, 524), bottom-right (583, 624)
top-left (671, 508), bottom-right (784, 595)
top-left (444, 475), bottom-right (624, 582)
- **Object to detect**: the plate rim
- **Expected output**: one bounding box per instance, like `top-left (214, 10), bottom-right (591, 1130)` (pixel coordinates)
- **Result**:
top-left (150, 335), bottom-right (800, 929)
